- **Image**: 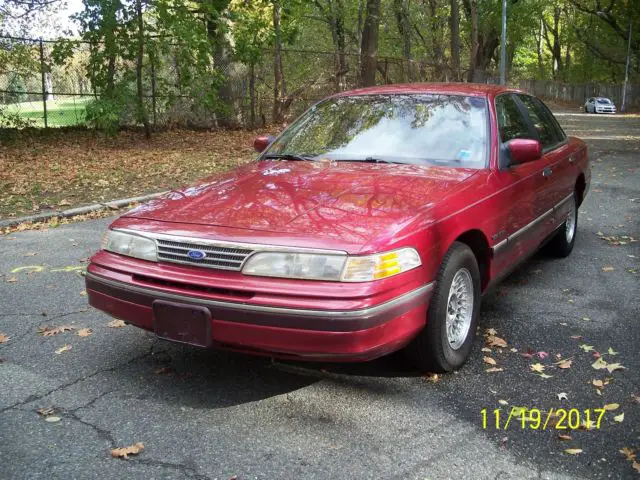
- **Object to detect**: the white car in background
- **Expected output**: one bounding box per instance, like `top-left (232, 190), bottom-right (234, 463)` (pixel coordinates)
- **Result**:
top-left (584, 97), bottom-right (616, 114)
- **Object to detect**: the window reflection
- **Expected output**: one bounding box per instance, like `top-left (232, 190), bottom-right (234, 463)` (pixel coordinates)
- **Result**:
top-left (266, 94), bottom-right (489, 169)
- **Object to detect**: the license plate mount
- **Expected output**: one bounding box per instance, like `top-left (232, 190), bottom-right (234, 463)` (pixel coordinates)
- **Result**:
top-left (152, 300), bottom-right (212, 348)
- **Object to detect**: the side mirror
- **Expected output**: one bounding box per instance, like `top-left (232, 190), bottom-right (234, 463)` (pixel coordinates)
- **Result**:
top-left (507, 138), bottom-right (541, 166)
top-left (253, 135), bottom-right (275, 153)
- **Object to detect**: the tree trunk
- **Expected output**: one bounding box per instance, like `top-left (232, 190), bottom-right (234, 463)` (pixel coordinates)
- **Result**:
top-left (467, 0), bottom-right (478, 82)
top-left (103, 1), bottom-right (118, 98)
top-left (206, 0), bottom-right (235, 127)
top-left (272, 1), bottom-right (285, 124)
top-left (249, 62), bottom-right (256, 128)
top-left (135, 0), bottom-right (150, 138)
top-left (360, 0), bottom-right (381, 87)
top-left (449, 0), bottom-right (461, 81)
top-left (393, 0), bottom-right (412, 82)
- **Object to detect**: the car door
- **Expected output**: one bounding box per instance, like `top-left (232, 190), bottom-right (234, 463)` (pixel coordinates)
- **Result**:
top-left (516, 94), bottom-right (573, 241)
top-left (491, 94), bottom-right (544, 276)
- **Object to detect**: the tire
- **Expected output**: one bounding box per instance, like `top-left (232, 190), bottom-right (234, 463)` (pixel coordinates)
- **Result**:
top-left (584, 106), bottom-right (588, 113)
top-left (547, 193), bottom-right (578, 258)
top-left (404, 242), bottom-right (481, 373)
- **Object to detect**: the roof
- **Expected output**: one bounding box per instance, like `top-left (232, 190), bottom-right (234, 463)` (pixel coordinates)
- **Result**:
top-left (333, 82), bottom-right (523, 98)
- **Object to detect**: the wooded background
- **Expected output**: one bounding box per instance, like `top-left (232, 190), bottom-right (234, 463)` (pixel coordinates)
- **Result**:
top-left (1, 0), bottom-right (639, 133)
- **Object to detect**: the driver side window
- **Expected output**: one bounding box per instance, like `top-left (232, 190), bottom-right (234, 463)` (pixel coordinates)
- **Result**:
top-left (495, 94), bottom-right (532, 143)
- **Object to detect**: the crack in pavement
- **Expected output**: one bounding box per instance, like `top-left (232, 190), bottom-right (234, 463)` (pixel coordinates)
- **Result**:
top-left (0, 340), bottom-right (159, 414)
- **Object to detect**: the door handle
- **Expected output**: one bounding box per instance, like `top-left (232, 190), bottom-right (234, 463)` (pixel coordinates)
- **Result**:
top-left (542, 167), bottom-right (553, 177)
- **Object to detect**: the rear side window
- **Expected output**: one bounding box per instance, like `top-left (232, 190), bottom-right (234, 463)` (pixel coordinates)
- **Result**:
top-left (495, 94), bottom-right (532, 143)
top-left (518, 95), bottom-right (565, 149)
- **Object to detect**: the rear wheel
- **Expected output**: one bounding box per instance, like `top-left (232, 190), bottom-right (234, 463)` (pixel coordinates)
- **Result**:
top-left (547, 194), bottom-right (577, 257)
top-left (404, 242), bottom-right (480, 373)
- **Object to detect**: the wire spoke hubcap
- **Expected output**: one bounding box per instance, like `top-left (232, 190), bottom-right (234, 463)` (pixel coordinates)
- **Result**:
top-left (445, 268), bottom-right (474, 350)
top-left (565, 200), bottom-right (576, 243)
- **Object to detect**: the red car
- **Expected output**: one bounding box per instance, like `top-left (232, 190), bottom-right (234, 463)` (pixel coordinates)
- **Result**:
top-left (85, 83), bottom-right (589, 372)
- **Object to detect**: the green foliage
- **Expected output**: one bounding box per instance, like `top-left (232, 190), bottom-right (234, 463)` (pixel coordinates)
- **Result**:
top-left (6, 74), bottom-right (27, 102)
top-left (84, 96), bottom-right (122, 134)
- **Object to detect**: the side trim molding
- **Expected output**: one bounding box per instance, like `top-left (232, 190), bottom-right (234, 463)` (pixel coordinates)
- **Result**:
top-left (492, 192), bottom-right (574, 257)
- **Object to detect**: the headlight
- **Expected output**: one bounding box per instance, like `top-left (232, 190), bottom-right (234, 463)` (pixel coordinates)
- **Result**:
top-left (341, 248), bottom-right (421, 281)
top-left (242, 252), bottom-right (347, 281)
top-left (102, 230), bottom-right (157, 262)
top-left (241, 248), bottom-right (420, 282)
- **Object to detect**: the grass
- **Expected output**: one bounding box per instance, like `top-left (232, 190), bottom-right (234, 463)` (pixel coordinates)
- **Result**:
top-left (5, 97), bottom-right (92, 127)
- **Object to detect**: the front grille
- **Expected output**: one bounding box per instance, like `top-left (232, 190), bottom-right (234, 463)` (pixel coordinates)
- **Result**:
top-left (156, 239), bottom-right (254, 271)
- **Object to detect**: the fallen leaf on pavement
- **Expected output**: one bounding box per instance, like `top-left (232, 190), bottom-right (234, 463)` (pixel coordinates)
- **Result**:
top-left (557, 359), bottom-right (572, 369)
top-left (565, 448), bottom-right (583, 455)
top-left (108, 319), bottom-right (127, 328)
top-left (613, 413), bottom-right (624, 423)
top-left (608, 347), bottom-right (619, 355)
top-left (485, 367), bottom-right (504, 373)
top-left (485, 328), bottom-right (498, 336)
top-left (592, 357), bottom-right (608, 370)
top-left (45, 416), bottom-right (61, 423)
top-left (603, 403), bottom-right (620, 411)
top-left (37, 407), bottom-right (56, 416)
top-left (580, 344), bottom-right (594, 352)
top-left (570, 335), bottom-right (583, 340)
top-left (486, 335), bottom-right (508, 348)
top-left (537, 351), bottom-right (549, 359)
top-left (537, 373), bottom-right (553, 379)
top-left (0, 332), bottom-right (9, 343)
top-left (557, 392), bottom-right (569, 402)
top-left (601, 266), bottom-right (615, 272)
top-left (77, 328), bottom-right (93, 337)
top-left (605, 363), bottom-right (625, 373)
top-left (481, 347), bottom-right (492, 353)
top-left (558, 434), bottom-right (572, 441)
top-left (620, 447), bottom-right (636, 461)
top-left (111, 442), bottom-right (144, 459)
top-left (530, 363), bottom-right (545, 373)
top-left (23, 252), bottom-right (38, 257)
top-left (39, 325), bottom-right (74, 336)
top-left (54, 345), bottom-right (72, 355)
top-left (632, 461), bottom-right (640, 473)
top-left (7, 277), bottom-right (17, 283)
top-left (498, 399), bottom-right (508, 406)
top-left (483, 356), bottom-right (497, 365)
top-left (592, 379), bottom-right (604, 388)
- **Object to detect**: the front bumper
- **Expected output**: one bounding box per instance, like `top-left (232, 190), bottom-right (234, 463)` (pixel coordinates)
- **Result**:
top-left (85, 265), bottom-right (434, 361)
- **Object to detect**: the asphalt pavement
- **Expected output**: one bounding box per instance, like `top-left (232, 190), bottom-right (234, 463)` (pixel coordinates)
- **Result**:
top-left (1, 110), bottom-right (638, 480)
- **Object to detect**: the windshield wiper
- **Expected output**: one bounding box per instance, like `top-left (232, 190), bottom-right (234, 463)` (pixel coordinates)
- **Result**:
top-left (336, 157), bottom-right (401, 164)
top-left (263, 153), bottom-right (316, 161)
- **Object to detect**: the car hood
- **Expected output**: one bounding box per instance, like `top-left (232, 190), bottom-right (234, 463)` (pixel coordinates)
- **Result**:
top-left (124, 160), bottom-right (478, 248)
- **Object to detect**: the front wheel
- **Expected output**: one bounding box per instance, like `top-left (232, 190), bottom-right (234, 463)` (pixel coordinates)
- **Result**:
top-left (547, 194), bottom-right (577, 257)
top-left (404, 242), bottom-right (481, 373)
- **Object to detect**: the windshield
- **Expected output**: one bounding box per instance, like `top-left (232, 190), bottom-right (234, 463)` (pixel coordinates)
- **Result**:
top-left (263, 94), bottom-right (489, 168)
top-left (596, 98), bottom-right (612, 104)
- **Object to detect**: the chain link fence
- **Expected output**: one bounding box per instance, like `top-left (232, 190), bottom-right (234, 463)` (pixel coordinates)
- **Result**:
top-left (3, 34), bottom-right (635, 130)
top-left (1, 35), bottom-right (447, 130)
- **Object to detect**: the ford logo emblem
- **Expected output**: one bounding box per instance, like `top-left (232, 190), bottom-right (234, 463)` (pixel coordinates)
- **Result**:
top-left (187, 249), bottom-right (206, 260)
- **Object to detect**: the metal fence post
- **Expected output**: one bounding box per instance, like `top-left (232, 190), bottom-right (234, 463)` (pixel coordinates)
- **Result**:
top-left (150, 47), bottom-right (157, 127)
top-left (39, 38), bottom-right (48, 128)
